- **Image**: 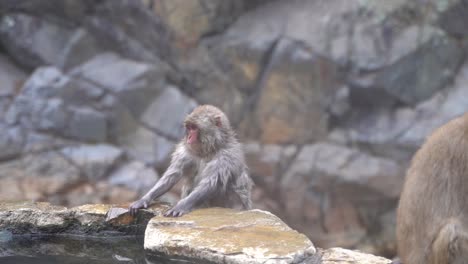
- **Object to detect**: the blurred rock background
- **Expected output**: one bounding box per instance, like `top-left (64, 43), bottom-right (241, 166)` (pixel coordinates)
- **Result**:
top-left (0, 0), bottom-right (467, 258)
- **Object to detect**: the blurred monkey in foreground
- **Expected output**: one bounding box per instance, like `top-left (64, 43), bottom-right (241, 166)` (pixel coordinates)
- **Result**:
top-left (397, 113), bottom-right (468, 264)
top-left (129, 105), bottom-right (253, 217)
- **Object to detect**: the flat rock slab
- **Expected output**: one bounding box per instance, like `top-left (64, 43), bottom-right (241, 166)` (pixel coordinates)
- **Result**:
top-left (145, 208), bottom-right (316, 264)
top-left (0, 201), bottom-right (169, 235)
top-left (320, 248), bottom-right (391, 264)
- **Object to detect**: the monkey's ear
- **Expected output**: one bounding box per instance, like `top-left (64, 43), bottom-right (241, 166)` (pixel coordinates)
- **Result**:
top-left (215, 116), bottom-right (222, 127)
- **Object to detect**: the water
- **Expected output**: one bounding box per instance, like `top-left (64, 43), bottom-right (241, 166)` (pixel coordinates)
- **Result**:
top-left (0, 235), bottom-right (207, 264)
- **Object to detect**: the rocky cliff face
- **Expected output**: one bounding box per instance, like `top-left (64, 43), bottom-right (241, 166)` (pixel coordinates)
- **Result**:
top-left (0, 0), bottom-right (467, 256)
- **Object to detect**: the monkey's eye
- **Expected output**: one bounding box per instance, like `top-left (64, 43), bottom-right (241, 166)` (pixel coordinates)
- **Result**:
top-left (185, 123), bottom-right (197, 131)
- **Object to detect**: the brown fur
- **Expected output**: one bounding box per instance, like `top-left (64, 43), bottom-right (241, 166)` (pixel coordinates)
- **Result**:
top-left (397, 113), bottom-right (468, 264)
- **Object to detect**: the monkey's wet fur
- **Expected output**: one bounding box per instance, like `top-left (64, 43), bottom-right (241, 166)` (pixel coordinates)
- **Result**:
top-left (129, 105), bottom-right (253, 217)
top-left (397, 113), bottom-right (468, 264)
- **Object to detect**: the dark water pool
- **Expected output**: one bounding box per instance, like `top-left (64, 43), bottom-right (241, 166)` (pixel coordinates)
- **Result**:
top-left (0, 234), bottom-right (204, 264)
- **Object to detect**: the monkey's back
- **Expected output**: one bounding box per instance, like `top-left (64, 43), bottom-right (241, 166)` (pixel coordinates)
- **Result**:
top-left (397, 113), bottom-right (468, 264)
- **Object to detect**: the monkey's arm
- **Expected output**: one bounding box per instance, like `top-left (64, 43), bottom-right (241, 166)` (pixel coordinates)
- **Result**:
top-left (129, 144), bottom-right (194, 215)
top-left (165, 158), bottom-right (229, 217)
top-left (164, 176), bottom-right (218, 217)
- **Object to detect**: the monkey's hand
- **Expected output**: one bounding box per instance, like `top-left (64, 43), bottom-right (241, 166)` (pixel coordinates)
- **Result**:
top-left (129, 198), bottom-right (150, 216)
top-left (164, 204), bottom-right (191, 217)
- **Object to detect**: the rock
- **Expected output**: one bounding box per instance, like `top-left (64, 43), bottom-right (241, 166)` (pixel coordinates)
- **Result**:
top-left (0, 125), bottom-right (26, 160)
top-left (243, 141), bottom-right (297, 193)
top-left (397, 60), bottom-right (468, 145)
top-left (112, 103), bottom-right (175, 167)
top-left (36, 98), bottom-right (68, 131)
top-left (221, 0), bottom-right (410, 70)
top-left (141, 85), bottom-right (197, 140)
top-left (374, 32), bottom-right (464, 105)
top-left (150, 0), bottom-right (269, 48)
top-left (84, 0), bottom-right (172, 63)
top-left (59, 28), bottom-right (106, 71)
top-left (23, 131), bottom-right (74, 153)
top-left (0, 151), bottom-right (81, 201)
top-left (438, 0), bottom-right (468, 38)
top-left (0, 201), bottom-right (168, 235)
top-left (0, 54), bottom-right (27, 96)
top-left (0, 14), bottom-right (74, 69)
top-left (145, 208), bottom-right (316, 264)
top-left (66, 106), bottom-right (107, 142)
top-left (70, 52), bottom-right (167, 117)
top-left (0, 0), bottom-right (98, 24)
top-left (320, 247), bottom-right (391, 264)
top-left (176, 44), bottom-right (247, 124)
top-left (4, 67), bottom-right (76, 129)
top-left (109, 161), bottom-right (159, 193)
top-left (0, 201), bottom-right (392, 263)
top-left (54, 182), bottom-right (138, 207)
top-left (61, 144), bottom-right (123, 181)
top-left (0, 235), bottom-right (147, 263)
top-left (240, 38), bottom-right (339, 144)
top-left (281, 142), bottom-right (402, 249)
top-left (345, 61), bottom-right (468, 160)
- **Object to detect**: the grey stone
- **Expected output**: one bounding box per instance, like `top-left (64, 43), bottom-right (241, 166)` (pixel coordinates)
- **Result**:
top-left (239, 38), bottom-right (339, 144)
top-left (0, 151), bottom-right (81, 201)
top-left (70, 53), bottom-right (167, 117)
top-left (61, 144), bottom-right (124, 181)
top-left (0, 125), bottom-right (26, 160)
top-left (284, 142), bottom-right (402, 198)
top-left (37, 98), bottom-right (68, 131)
top-left (375, 34), bottom-right (464, 105)
top-left (0, 0), bottom-right (98, 24)
top-left (0, 14), bottom-right (74, 69)
top-left (177, 44), bottom-right (246, 124)
top-left (112, 103), bottom-right (175, 167)
top-left (4, 67), bottom-right (105, 132)
top-left (438, 0), bottom-right (468, 37)
top-left (108, 161), bottom-right (159, 193)
top-left (82, 0), bottom-right (172, 64)
top-left (24, 132), bottom-right (74, 153)
top-left (21, 67), bottom-right (68, 99)
top-left (244, 141), bottom-right (297, 193)
top-left (397, 60), bottom-right (468, 147)
top-left (280, 142), bottom-right (402, 249)
top-left (120, 124), bottom-right (174, 167)
top-left (66, 107), bottom-right (107, 142)
top-left (141, 85), bottom-right (197, 140)
top-left (149, 0), bottom-right (271, 46)
top-left (60, 28), bottom-right (106, 71)
top-left (345, 61), bottom-right (468, 158)
top-left (0, 54), bottom-right (27, 96)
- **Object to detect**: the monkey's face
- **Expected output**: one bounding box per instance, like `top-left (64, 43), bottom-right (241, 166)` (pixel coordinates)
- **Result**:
top-left (185, 122), bottom-right (199, 145)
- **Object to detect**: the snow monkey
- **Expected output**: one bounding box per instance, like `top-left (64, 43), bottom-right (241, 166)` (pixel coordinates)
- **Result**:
top-left (129, 105), bottom-right (253, 217)
top-left (397, 113), bottom-right (468, 264)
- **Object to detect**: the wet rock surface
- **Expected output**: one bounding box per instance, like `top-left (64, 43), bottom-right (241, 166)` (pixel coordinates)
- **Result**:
top-left (145, 208), bottom-right (315, 264)
top-left (0, 201), bottom-right (168, 235)
top-left (0, 202), bottom-right (392, 264)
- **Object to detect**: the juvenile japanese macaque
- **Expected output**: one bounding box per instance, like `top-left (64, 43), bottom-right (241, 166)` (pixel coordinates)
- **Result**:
top-left (397, 113), bottom-right (468, 264)
top-left (129, 105), bottom-right (253, 217)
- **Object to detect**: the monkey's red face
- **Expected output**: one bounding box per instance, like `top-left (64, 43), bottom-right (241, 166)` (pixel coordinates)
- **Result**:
top-left (185, 123), bottom-right (199, 145)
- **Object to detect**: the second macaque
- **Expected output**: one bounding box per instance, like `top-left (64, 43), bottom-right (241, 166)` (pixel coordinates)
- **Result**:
top-left (129, 105), bottom-right (253, 217)
top-left (397, 113), bottom-right (468, 264)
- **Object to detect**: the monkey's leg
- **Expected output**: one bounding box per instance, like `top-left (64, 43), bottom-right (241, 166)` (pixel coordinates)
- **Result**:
top-left (431, 218), bottom-right (468, 264)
